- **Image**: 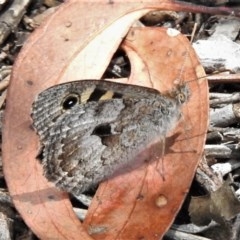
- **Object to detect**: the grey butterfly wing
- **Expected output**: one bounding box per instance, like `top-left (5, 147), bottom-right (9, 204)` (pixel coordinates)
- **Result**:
top-left (32, 80), bottom-right (183, 194)
top-left (42, 99), bottom-right (125, 194)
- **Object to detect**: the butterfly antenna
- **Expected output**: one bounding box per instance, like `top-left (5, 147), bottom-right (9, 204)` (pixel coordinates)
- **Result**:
top-left (184, 69), bottom-right (231, 85)
top-left (173, 46), bottom-right (192, 88)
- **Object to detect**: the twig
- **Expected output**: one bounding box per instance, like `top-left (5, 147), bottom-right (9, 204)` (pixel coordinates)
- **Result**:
top-left (0, 0), bottom-right (31, 45)
top-left (0, 76), bottom-right (10, 92)
top-left (207, 73), bottom-right (240, 83)
top-left (210, 93), bottom-right (240, 107)
top-left (210, 103), bottom-right (240, 127)
top-left (204, 144), bottom-right (232, 158)
top-left (165, 228), bottom-right (211, 240)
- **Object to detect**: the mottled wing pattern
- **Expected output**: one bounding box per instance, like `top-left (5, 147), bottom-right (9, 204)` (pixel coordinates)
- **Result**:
top-left (32, 80), bottom-right (187, 194)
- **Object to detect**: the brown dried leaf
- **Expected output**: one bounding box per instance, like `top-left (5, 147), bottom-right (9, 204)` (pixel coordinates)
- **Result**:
top-left (83, 26), bottom-right (209, 239)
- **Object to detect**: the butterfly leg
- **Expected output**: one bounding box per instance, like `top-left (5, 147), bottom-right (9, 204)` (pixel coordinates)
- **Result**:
top-left (153, 138), bottom-right (166, 181)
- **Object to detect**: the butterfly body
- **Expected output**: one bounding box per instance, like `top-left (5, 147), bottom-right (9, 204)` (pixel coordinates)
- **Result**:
top-left (32, 80), bottom-right (189, 194)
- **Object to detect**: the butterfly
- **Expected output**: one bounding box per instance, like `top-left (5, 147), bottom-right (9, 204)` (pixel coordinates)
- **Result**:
top-left (31, 80), bottom-right (190, 195)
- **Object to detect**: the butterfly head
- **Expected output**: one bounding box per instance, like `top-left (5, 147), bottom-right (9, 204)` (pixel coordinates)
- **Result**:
top-left (168, 83), bottom-right (190, 105)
